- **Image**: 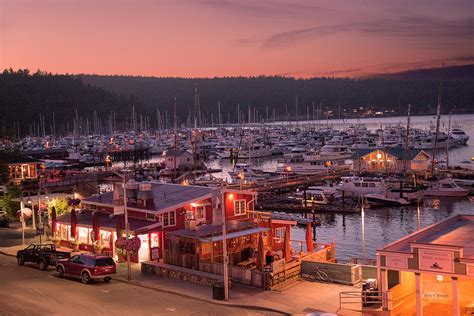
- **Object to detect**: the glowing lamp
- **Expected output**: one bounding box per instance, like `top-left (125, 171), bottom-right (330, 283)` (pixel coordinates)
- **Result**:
top-left (228, 193), bottom-right (234, 200)
top-left (376, 153), bottom-right (383, 160)
top-left (285, 166), bottom-right (292, 172)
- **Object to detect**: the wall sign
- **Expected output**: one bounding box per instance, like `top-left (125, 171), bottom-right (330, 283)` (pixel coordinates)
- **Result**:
top-left (466, 264), bottom-right (474, 276)
top-left (386, 255), bottom-right (408, 269)
top-left (418, 249), bottom-right (454, 273)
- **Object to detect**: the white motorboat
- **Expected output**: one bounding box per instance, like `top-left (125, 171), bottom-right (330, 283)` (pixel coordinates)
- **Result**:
top-left (424, 178), bottom-right (470, 197)
top-left (337, 176), bottom-right (387, 197)
top-left (449, 128), bottom-right (469, 145)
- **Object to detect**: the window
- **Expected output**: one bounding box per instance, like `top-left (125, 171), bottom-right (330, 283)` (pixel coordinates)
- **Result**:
top-left (195, 206), bottom-right (205, 220)
top-left (355, 183), bottom-right (361, 187)
top-left (146, 213), bottom-right (155, 221)
top-left (275, 227), bottom-right (286, 240)
top-left (161, 210), bottom-right (176, 227)
top-left (78, 227), bottom-right (89, 244)
top-left (96, 257), bottom-right (115, 266)
top-left (61, 225), bottom-right (69, 241)
top-left (234, 199), bottom-right (246, 215)
top-left (362, 183), bottom-right (368, 188)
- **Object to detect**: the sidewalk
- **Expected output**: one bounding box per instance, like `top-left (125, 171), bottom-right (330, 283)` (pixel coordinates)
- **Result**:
top-left (0, 243), bottom-right (368, 315)
top-left (113, 262), bottom-right (364, 315)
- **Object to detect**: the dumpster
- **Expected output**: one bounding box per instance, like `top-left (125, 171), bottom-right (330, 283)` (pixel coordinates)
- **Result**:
top-left (212, 282), bottom-right (225, 300)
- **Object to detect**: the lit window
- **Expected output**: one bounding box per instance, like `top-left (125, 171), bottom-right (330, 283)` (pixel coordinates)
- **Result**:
top-left (234, 199), bottom-right (246, 215)
top-left (275, 227), bottom-right (286, 240)
top-left (196, 206), bottom-right (205, 220)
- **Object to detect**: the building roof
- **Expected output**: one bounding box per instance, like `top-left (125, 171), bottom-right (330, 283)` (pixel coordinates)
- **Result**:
top-left (168, 220), bottom-right (260, 240)
top-left (0, 152), bottom-right (42, 164)
top-left (83, 183), bottom-right (212, 213)
top-left (56, 210), bottom-right (157, 232)
top-left (164, 149), bottom-right (193, 157)
top-left (351, 148), bottom-right (429, 160)
top-left (378, 215), bottom-right (474, 260)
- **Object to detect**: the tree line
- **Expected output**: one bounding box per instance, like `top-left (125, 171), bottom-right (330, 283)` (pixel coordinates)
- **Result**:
top-left (1, 68), bottom-right (473, 138)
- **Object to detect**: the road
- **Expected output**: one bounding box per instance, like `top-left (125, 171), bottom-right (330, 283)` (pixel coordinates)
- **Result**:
top-left (0, 256), bottom-right (276, 315)
top-left (0, 224), bottom-right (36, 247)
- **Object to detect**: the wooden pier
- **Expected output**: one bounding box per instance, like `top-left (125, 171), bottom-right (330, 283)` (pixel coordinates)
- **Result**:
top-left (230, 170), bottom-right (350, 197)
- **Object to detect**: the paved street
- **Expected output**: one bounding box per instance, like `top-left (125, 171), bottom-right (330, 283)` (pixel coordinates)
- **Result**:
top-left (0, 224), bottom-right (36, 247)
top-left (0, 255), bottom-right (277, 315)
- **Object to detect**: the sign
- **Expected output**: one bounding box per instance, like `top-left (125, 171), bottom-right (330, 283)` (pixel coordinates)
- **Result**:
top-left (271, 259), bottom-right (285, 273)
top-left (151, 247), bottom-right (160, 260)
top-left (113, 205), bottom-right (124, 215)
top-left (386, 255), bottom-right (408, 269)
top-left (418, 249), bottom-right (454, 273)
top-left (36, 223), bottom-right (45, 235)
top-left (466, 264), bottom-right (474, 276)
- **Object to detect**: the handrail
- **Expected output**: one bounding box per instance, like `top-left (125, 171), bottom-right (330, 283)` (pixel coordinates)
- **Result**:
top-left (338, 290), bottom-right (385, 313)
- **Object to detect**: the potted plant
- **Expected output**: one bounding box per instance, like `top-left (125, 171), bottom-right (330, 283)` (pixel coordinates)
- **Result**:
top-left (52, 238), bottom-right (61, 247)
top-left (71, 240), bottom-right (81, 252)
top-left (93, 241), bottom-right (103, 253)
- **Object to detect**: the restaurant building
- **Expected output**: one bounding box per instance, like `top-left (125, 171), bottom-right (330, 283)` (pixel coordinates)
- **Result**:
top-left (377, 214), bottom-right (474, 315)
top-left (352, 148), bottom-right (430, 173)
top-left (0, 152), bottom-right (43, 185)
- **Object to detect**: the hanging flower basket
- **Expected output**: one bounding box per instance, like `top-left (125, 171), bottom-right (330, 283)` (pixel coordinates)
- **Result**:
top-left (115, 236), bottom-right (141, 254)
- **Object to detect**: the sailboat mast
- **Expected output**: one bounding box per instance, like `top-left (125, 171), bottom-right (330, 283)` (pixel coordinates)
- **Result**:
top-left (404, 104), bottom-right (411, 172)
top-left (431, 64), bottom-right (444, 175)
top-left (446, 110), bottom-right (452, 170)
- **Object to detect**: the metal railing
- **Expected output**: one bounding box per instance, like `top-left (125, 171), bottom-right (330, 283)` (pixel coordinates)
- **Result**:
top-left (339, 290), bottom-right (384, 313)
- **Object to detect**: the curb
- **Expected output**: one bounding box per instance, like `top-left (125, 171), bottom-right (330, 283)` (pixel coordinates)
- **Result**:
top-left (0, 251), bottom-right (16, 258)
top-left (112, 276), bottom-right (289, 315)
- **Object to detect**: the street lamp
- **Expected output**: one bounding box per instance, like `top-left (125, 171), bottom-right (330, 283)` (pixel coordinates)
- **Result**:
top-left (112, 170), bottom-right (132, 281)
top-left (238, 172), bottom-right (244, 190)
top-left (21, 190), bottom-right (36, 230)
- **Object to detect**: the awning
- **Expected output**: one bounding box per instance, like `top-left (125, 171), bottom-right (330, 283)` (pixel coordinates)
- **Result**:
top-left (199, 227), bottom-right (269, 242)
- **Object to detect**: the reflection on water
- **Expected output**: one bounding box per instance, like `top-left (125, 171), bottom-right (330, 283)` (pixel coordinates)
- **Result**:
top-left (292, 197), bottom-right (474, 260)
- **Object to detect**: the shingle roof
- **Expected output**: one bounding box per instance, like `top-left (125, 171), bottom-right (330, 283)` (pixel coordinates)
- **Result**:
top-left (83, 183), bottom-right (212, 213)
top-left (0, 152), bottom-right (42, 164)
top-left (56, 210), bottom-right (154, 232)
top-left (351, 148), bottom-right (429, 160)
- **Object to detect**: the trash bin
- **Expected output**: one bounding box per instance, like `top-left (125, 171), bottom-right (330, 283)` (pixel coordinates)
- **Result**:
top-left (212, 282), bottom-right (225, 300)
top-left (362, 279), bottom-right (378, 307)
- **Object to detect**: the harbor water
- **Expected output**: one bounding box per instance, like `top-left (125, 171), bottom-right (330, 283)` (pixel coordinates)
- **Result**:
top-left (207, 114), bottom-right (474, 261)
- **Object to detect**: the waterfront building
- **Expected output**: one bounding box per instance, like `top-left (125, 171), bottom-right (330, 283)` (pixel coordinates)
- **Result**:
top-left (377, 214), bottom-right (474, 315)
top-left (163, 149), bottom-right (195, 170)
top-left (0, 152), bottom-right (43, 185)
top-left (352, 148), bottom-right (430, 172)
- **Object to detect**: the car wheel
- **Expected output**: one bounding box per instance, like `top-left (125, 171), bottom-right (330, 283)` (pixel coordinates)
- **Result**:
top-left (104, 277), bottom-right (111, 283)
top-left (17, 255), bottom-right (25, 266)
top-left (57, 266), bottom-right (64, 278)
top-left (39, 260), bottom-right (48, 271)
top-left (81, 272), bottom-right (91, 284)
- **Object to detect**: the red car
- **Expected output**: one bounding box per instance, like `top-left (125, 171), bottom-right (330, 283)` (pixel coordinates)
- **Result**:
top-left (56, 253), bottom-right (116, 284)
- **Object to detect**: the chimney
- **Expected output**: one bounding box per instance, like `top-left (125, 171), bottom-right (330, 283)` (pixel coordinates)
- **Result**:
top-left (125, 180), bottom-right (138, 202)
top-left (137, 182), bottom-right (154, 207)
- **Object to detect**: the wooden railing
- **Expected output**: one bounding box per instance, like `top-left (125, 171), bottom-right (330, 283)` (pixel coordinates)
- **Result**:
top-left (266, 259), bottom-right (301, 290)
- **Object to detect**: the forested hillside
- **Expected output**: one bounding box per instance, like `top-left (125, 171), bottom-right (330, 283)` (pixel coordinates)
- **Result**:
top-left (1, 67), bottom-right (473, 137)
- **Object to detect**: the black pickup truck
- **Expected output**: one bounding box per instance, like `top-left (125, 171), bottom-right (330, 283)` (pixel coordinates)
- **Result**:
top-left (17, 244), bottom-right (71, 270)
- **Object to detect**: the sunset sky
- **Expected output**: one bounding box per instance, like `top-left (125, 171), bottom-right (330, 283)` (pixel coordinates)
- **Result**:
top-left (0, 0), bottom-right (472, 78)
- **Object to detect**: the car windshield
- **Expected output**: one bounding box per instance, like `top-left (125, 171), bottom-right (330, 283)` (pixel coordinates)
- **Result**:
top-left (95, 257), bottom-right (115, 266)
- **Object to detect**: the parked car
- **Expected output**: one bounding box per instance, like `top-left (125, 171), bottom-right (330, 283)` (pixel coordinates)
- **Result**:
top-left (0, 209), bottom-right (9, 227)
top-left (56, 253), bottom-right (116, 284)
top-left (17, 244), bottom-right (71, 270)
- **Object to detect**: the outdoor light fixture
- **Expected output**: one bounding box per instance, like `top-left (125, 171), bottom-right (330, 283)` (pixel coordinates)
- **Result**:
top-left (436, 275), bottom-right (444, 282)
top-left (376, 153), bottom-right (383, 160)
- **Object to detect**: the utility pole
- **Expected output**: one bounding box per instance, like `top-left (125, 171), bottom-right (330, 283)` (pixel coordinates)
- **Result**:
top-left (220, 182), bottom-right (229, 300)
